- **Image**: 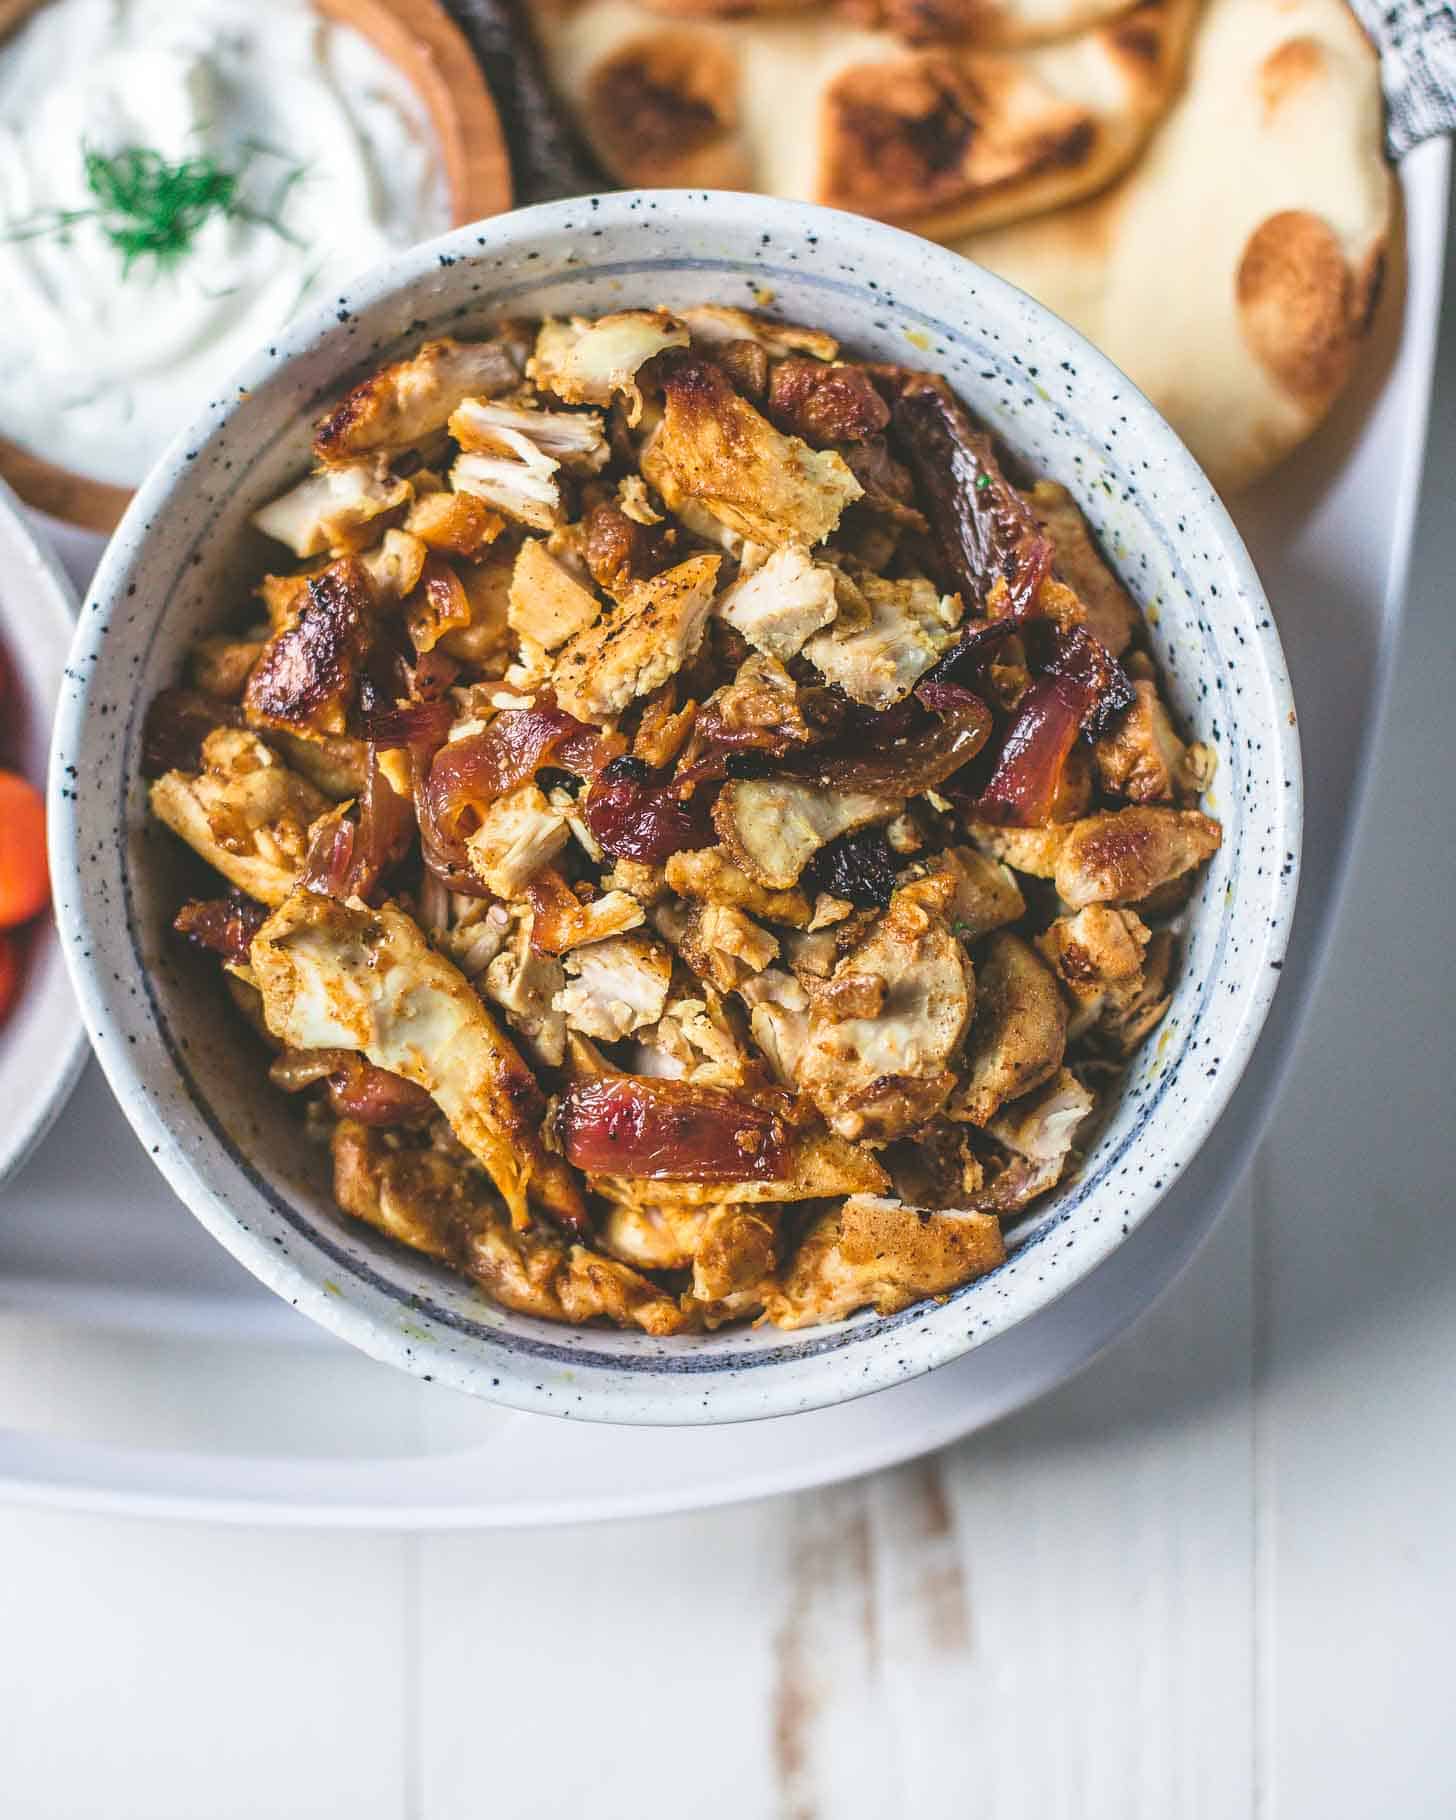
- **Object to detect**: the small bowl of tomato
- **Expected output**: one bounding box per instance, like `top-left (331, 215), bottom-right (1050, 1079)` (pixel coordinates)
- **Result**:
top-left (0, 478), bottom-right (86, 1185)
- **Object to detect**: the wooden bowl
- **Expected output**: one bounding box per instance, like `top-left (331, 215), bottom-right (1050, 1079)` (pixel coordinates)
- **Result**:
top-left (0, 0), bottom-right (512, 533)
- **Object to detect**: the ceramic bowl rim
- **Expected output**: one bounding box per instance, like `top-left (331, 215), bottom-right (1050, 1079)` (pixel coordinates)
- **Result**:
top-left (49, 191), bottom-right (1302, 1423)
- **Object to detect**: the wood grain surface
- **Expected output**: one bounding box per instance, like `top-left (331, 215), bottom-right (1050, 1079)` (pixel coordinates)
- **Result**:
top-left (0, 0), bottom-right (511, 533)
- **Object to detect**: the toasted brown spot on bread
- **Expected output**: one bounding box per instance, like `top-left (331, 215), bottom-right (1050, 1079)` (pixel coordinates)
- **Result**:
top-left (821, 57), bottom-right (981, 219)
top-left (1036, 118), bottom-right (1098, 171)
top-left (585, 34), bottom-right (748, 188)
top-left (1109, 16), bottom-right (1160, 63)
top-left (1259, 36), bottom-right (1325, 116)
top-left (1236, 209), bottom-right (1362, 404)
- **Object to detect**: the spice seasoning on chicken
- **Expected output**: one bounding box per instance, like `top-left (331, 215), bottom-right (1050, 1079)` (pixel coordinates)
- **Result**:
top-left (144, 302), bottom-right (1220, 1334)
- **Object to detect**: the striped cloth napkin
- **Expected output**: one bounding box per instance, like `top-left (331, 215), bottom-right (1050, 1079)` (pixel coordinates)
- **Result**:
top-left (1348, 0), bottom-right (1456, 156)
top-left (443, 0), bottom-right (1455, 197)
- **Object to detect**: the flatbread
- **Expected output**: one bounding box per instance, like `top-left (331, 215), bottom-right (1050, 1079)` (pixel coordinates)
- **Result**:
top-left (838, 0), bottom-right (1144, 51)
top-left (638, 0), bottom-right (1137, 49)
top-left (533, 0), bottom-right (1199, 239)
top-left (958, 0), bottom-right (1394, 491)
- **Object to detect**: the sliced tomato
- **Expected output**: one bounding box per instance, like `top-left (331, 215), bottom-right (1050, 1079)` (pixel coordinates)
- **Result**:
top-left (0, 771), bottom-right (47, 926)
top-left (0, 932), bottom-right (17, 1025)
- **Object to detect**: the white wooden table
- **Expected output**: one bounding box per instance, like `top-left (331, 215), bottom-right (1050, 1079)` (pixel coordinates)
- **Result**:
top-left (1, 214), bottom-right (1452, 1820)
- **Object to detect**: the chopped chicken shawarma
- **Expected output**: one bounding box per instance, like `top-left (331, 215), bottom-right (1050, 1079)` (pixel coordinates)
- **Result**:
top-left (1036, 905), bottom-right (1151, 1040)
top-left (1099, 929), bottom-right (1175, 1056)
top-left (664, 848), bottom-right (812, 927)
top-left (356, 528), bottom-right (429, 604)
top-left (677, 903), bottom-right (780, 992)
top-left (243, 557), bottom-right (374, 742)
top-left (147, 301), bottom-right (1223, 1332)
top-left (690, 1204), bottom-right (779, 1313)
top-left (404, 487), bottom-right (504, 560)
top-left (599, 1198), bottom-right (699, 1273)
top-left (449, 397), bottom-right (609, 475)
top-left (150, 729), bottom-right (328, 907)
top-left (1054, 808), bottom-right (1223, 909)
top-left (602, 857), bottom-right (671, 908)
top-left (507, 538), bottom-right (601, 679)
top-left (332, 1119), bottom-right (488, 1263)
top-left (464, 783), bottom-right (570, 898)
top-left (451, 447), bottom-right (564, 532)
top-left (985, 1068), bottom-right (1095, 1194)
top-left (333, 1120), bottom-right (688, 1332)
top-left (483, 911), bottom-right (568, 1068)
top-left (190, 636), bottom-right (263, 702)
top-left (252, 461), bottom-right (412, 559)
top-left (529, 880), bottom-right (647, 955)
top-left (529, 310), bottom-right (689, 423)
top-left (764, 1195), bottom-right (1005, 1328)
top-left (251, 890), bottom-right (585, 1231)
top-left (314, 337), bottom-right (519, 463)
top-left (554, 934), bottom-right (673, 1042)
top-left (590, 1125), bottom-right (888, 1210)
top-left (642, 352), bottom-right (860, 549)
top-left (634, 994), bottom-right (749, 1087)
top-left (797, 875), bottom-right (974, 1143)
top-left (961, 819), bottom-right (1069, 881)
top-left (803, 574), bottom-right (962, 709)
top-left (1094, 681), bottom-right (1190, 804)
top-left (738, 967), bottom-right (812, 1086)
top-left (438, 543), bottom-right (513, 666)
top-left (598, 1195), bottom-right (777, 1320)
top-left (679, 305), bottom-right (838, 362)
top-left (714, 778), bottom-right (904, 891)
top-left (919, 846), bottom-right (1026, 941)
top-left (551, 553), bottom-right (720, 724)
top-left (271, 730), bottom-right (368, 802)
top-left (714, 544), bottom-right (838, 660)
top-left (470, 1223), bottom-right (693, 1334)
top-left (1026, 481), bottom-right (1138, 658)
top-left (953, 932), bottom-right (1067, 1127)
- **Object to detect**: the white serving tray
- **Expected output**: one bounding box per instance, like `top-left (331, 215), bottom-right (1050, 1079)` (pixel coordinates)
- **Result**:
top-left (0, 142), bottom-right (1446, 1527)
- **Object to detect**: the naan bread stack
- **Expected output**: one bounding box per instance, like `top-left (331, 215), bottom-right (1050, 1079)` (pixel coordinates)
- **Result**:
top-left (531, 0), bottom-right (1395, 491)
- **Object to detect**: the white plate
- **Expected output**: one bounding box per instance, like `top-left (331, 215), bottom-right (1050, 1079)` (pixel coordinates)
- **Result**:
top-left (0, 141), bottom-right (1446, 1525)
top-left (0, 479), bottom-right (86, 1186)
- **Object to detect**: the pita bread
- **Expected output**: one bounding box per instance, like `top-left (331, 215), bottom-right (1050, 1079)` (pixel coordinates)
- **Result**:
top-left (958, 0), bottom-right (1394, 491)
top-left (839, 0), bottom-right (1145, 51)
top-left (638, 0), bottom-right (1137, 49)
top-left (532, 0), bottom-right (1198, 239)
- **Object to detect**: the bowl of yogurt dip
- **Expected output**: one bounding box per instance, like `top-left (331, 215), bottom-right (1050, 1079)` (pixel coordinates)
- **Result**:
top-left (0, 0), bottom-right (509, 528)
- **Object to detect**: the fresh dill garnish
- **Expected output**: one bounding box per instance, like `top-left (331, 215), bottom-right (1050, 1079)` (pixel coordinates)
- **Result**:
top-left (1, 142), bottom-right (309, 275)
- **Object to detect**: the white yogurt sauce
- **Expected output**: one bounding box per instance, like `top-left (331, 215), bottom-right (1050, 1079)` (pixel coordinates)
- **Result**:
top-left (0, 0), bottom-right (451, 486)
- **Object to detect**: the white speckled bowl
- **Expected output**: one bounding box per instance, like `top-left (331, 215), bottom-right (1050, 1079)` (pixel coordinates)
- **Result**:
top-left (49, 193), bottom-right (1300, 1424)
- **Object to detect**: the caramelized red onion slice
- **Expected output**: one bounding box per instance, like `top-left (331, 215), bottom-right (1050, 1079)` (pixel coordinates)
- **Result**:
top-left (270, 1049), bottom-right (436, 1127)
top-left (974, 627), bottom-right (1133, 826)
top-left (916, 615), bottom-right (1022, 695)
top-left (141, 689), bottom-right (240, 779)
top-left (300, 808), bottom-right (358, 898)
top-left (350, 746), bottom-right (416, 902)
top-left (363, 698), bottom-right (456, 751)
top-left (795, 679), bottom-right (992, 800)
top-left (891, 376), bottom-right (1050, 616)
top-left (1045, 625), bottom-right (1135, 741)
top-left (582, 756), bottom-right (716, 865)
top-left (559, 1076), bottom-right (789, 1182)
top-left (173, 894), bottom-right (268, 966)
top-left (417, 697), bottom-right (618, 893)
